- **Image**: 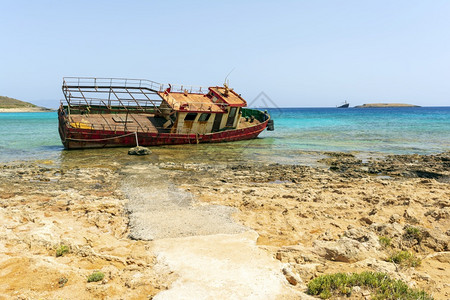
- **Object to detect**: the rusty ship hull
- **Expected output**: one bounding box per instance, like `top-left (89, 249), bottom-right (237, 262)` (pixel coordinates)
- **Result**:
top-left (58, 107), bottom-right (269, 149)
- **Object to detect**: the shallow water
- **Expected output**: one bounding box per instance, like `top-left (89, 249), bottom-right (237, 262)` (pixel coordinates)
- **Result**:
top-left (0, 107), bottom-right (449, 165)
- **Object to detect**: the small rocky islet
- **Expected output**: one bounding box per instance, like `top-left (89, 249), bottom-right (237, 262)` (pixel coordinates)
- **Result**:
top-left (354, 103), bottom-right (420, 108)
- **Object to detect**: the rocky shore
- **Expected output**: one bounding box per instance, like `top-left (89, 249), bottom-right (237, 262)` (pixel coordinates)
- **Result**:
top-left (0, 152), bottom-right (448, 299)
top-left (0, 162), bottom-right (171, 299)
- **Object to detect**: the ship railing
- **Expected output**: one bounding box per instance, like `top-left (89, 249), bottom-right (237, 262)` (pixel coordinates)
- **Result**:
top-left (163, 84), bottom-right (210, 94)
top-left (63, 99), bottom-right (165, 116)
top-left (62, 77), bottom-right (213, 116)
top-left (65, 97), bottom-right (162, 108)
top-left (63, 77), bottom-right (209, 95)
top-left (63, 77), bottom-right (164, 92)
top-left (63, 97), bottom-right (227, 114)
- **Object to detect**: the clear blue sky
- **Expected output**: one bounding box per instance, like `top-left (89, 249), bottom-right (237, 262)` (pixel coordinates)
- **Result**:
top-left (1, 0), bottom-right (449, 108)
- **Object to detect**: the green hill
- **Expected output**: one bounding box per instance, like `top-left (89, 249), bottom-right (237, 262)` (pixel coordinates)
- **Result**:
top-left (0, 96), bottom-right (37, 108)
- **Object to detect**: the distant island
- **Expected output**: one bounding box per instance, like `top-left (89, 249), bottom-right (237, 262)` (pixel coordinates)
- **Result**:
top-left (0, 96), bottom-right (52, 112)
top-left (355, 103), bottom-right (420, 108)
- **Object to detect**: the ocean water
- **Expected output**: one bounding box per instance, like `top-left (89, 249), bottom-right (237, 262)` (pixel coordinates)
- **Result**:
top-left (0, 112), bottom-right (62, 162)
top-left (0, 107), bottom-right (449, 165)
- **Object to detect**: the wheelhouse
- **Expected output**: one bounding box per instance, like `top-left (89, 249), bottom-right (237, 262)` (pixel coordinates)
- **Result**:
top-left (157, 84), bottom-right (247, 135)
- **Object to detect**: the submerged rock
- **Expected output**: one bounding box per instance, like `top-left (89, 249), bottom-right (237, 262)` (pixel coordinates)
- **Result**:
top-left (128, 146), bottom-right (151, 156)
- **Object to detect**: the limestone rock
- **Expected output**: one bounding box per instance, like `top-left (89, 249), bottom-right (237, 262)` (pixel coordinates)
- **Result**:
top-left (314, 227), bottom-right (381, 263)
top-left (413, 272), bottom-right (432, 282)
top-left (354, 258), bottom-right (398, 278)
top-left (275, 244), bottom-right (318, 264)
top-left (425, 208), bottom-right (450, 221)
top-left (389, 214), bottom-right (401, 223)
top-left (359, 216), bottom-right (373, 225)
top-left (344, 227), bottom-right (379, 247)
top-left (282, 265), bottom-right (303, 287)
top-left (370, 222), bottom-right (404, 238)
top-left (128, 146), bottom-right (151, 156)
top-left (421, 228), bottom-right (449, 251)
top-left (314, 238), bottom-right (366, 262)
top-left (427, 251), bottom-right (450, 263)
top-left (295, 263), bottom-right (321, 280)
top-left (404, 208), bottom-right (419, 224)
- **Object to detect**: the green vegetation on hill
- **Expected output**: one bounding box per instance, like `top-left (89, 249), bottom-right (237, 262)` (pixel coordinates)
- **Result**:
top-left (0, 96), bottom-right (36, 108)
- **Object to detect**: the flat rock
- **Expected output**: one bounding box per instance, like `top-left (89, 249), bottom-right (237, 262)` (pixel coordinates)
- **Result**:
top-left (314, 238), bottom-right (366, 262)
top-left (314, 227), bottom-right (381, 263)
top-left (153, 231), bottom-right (302, 299)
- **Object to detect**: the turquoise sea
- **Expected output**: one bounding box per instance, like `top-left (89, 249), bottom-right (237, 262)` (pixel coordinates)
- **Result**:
top-left (0, 107), bottom-right (449, 165)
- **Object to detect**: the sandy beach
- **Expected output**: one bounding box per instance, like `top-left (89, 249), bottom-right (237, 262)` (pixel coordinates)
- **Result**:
top-left (0, 152), bottom-right (448, 299)
top-left (0, 107), bottom-right (54, 113)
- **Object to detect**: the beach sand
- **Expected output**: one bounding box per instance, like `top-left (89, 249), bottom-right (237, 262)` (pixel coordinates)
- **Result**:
top-left (0, 152), bottom-right (448, 299)
top-left (0, 107), bottom-right (54, 113)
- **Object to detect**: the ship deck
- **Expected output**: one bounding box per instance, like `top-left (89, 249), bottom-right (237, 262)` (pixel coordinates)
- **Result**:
top-left (68, 113), bottom-right (166, 133)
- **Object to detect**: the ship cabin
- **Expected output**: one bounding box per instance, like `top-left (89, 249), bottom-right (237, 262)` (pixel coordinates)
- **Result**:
top-left (157, 84), bottom-right (247, 135)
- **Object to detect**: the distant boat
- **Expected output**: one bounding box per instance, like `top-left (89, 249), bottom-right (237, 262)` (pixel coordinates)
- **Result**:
top-left (337, 101), bottom-right (349, 108)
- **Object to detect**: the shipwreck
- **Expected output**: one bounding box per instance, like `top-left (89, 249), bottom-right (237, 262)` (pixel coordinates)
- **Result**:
top-left (58, 77), bottom-right (273, 149)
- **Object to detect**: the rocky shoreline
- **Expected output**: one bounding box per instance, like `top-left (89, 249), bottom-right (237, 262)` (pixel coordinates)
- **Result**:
top-left (0, 152), bottom-right (448, 299)
top-left (0, 162), bottom-right (172, 299)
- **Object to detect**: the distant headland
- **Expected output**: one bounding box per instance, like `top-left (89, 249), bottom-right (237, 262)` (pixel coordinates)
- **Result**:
top-left (0, 96), bottom-right (52, 112)
top-left (354, 103), bottom-right (420, 108)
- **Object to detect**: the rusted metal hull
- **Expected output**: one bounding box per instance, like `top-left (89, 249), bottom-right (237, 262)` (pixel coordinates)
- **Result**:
top-left (58, 108), bottom-right (268, 149)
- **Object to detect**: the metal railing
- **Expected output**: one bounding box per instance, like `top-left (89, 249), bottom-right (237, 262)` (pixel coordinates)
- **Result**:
top-left (63, 77), bottom-right (164, 92)
top-left (65, 97), bottom-right (164, 110)
top-left (165, 84), bottom-right (210, 94)
top-left (62, 77), bottom-right (166, 114)
top-left (63, 77), bottom-right (210, 94)
top-left (62, 77), bottom-right (225, 113)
